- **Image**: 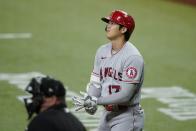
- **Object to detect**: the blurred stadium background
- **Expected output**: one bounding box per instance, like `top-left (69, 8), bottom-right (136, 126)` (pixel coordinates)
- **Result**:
top-left (0, 0), bottom-right (195, 131)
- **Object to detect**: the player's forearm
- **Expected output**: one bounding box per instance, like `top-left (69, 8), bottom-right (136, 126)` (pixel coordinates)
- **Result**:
top-left (87, 73), bottom-right (102, 97)
top-left (87, 81), bottom-right (101, 97)
top-left (97, 83), bottom-right (137, 105)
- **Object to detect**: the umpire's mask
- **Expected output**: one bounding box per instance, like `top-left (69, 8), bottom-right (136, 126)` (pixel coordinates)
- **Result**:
top-left (24, 76), bottom-right (66, 120)
top-left (24, 77), bottom-right (44, 120)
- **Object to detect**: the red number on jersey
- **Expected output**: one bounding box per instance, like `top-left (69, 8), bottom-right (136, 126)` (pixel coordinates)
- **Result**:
top-left (108, 85), bottom-right (121, 95)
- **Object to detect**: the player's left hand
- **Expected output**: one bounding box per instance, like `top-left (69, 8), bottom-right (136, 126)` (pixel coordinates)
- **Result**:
top-left (72, 91), bottom-right (98, 115)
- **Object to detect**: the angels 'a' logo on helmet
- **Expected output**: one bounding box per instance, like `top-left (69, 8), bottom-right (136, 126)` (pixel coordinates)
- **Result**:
top-left (126, 66), bottom-right (137, 79)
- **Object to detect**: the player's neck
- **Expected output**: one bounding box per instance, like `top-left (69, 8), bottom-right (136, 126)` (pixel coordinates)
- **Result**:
top-left (111, 38), bottom-right (126, 51)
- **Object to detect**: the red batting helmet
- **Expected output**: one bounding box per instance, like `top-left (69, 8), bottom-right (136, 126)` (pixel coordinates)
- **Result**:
top-left (101, 10), bottom-right (135, 33)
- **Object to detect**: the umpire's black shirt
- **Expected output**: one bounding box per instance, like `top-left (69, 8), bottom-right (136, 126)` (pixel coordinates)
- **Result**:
top-left (26, 103), bottom-right (86, 131)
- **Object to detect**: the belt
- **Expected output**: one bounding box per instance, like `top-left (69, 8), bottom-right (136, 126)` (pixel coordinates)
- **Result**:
top-left (104, 103), bottom-right (139, 112)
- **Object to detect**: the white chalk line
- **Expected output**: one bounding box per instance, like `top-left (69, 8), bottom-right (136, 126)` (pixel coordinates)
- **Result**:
top-left (0, 33), bottom-right (32, 39)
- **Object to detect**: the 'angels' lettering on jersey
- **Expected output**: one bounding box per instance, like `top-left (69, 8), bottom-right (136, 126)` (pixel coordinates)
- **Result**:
top-left (100, 67), bottom-right (122, 81)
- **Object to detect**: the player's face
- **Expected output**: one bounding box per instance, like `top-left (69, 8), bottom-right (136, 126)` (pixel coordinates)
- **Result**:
top-left (105, 21), bottom-right (123, 40)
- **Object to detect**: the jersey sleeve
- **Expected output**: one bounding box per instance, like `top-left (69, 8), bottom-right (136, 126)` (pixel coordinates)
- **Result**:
top-left (90, 48), bottom-right (102, 83)
top-left (91, 50), bottom-right (101, 78)
top-left (97, 83), bottom-right (137, 105)
top-left (87, 49), bottom-right (102, 97)
top-left (122, 55), bottom-right (144, 84)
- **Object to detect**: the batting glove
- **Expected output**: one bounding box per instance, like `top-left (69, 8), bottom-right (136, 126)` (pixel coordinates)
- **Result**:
top-left (72, 91), bottom-right (98, 115)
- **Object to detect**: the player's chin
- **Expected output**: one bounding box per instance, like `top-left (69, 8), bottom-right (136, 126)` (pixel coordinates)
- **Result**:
top-left (106, 33), bottom-right (113, 40)
top-left (106, 34), bottom-right (116, 41)
top-left (106, 36), bottom-right (113, 41)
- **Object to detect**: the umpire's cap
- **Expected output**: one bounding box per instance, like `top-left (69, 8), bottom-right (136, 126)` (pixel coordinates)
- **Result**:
top-left (26, 76), bottom-right (66, 97)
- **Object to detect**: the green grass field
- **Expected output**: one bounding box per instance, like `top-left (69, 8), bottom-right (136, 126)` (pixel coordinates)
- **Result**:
top-left (0, 0), bottom-right (196, 131)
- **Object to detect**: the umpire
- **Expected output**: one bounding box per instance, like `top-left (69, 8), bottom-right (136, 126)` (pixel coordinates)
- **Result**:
top-left (23, 76), bottom-right (86, 131)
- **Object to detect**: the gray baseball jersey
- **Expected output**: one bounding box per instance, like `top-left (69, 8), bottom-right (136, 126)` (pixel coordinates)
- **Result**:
top-left (88, 41), bottom-right (144, 131)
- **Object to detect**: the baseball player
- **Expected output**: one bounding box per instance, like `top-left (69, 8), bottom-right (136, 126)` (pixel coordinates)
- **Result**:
top-left (73, 10), bottom-right (144, 131)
